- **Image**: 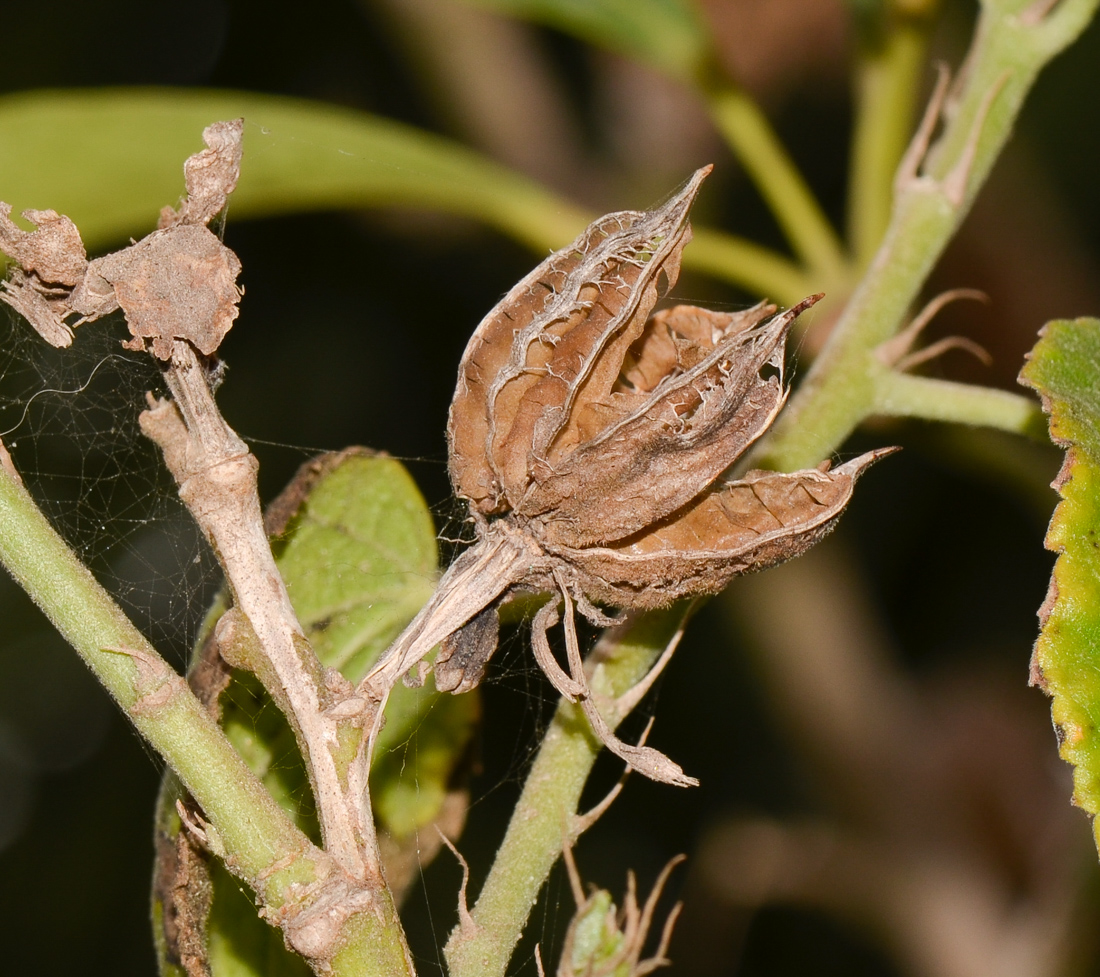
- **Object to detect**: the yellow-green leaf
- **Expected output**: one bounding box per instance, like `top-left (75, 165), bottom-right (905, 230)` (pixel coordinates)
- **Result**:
top-left (1019, 318), bottom-right (1100, 852)
top-left (0, 87), bottom-right (807, 302)
top-left (0, 87), bottom-right (585, 254)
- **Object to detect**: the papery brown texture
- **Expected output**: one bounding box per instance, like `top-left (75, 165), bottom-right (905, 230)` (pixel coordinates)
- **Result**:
top-left (554, 452), bottom-right (893, 608)
top-left (0, 120), bottom-right (243, 358)
top-left (369, 167), bottom-right (892, 787)
top-left (448, 166), bottom-right (710, 516)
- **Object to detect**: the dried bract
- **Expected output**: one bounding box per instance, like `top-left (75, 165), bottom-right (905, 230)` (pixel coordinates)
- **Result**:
top-left (366, 166), bottom-right (892, 787)
top-left (0, 119), bottom-right (244, 358)
top-left (543, 847), bottom-right (685, 977)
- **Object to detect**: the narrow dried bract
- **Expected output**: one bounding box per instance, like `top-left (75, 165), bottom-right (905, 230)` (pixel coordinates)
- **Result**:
top-left (547, 845), bottom-right (685, 977)
top-left (0, 119), bottom-right (244, 357)
top-left (364, 166), bottom-right (894, 787)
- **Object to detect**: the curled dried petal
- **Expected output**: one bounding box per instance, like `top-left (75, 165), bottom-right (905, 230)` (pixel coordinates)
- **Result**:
top-left (434, 604), bottom-right (500, 694)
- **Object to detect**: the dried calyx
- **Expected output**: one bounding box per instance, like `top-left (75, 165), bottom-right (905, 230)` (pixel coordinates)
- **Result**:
top-left (363, 166), bottom-right (892, 786)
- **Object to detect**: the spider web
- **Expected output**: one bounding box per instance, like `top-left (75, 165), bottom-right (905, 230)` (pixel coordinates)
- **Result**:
top-left (0, 307), bottom-right (223, 665)
top-left (0, 125), bottom-right (672, 973)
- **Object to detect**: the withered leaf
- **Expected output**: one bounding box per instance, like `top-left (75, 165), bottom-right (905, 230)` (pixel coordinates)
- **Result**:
top-left (0, 120), bottom-right (243, 359)
top-left (104, 224), bottom-right (242, 360)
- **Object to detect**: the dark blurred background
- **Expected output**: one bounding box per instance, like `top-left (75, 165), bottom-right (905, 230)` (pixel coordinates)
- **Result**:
top-left (0, 1), bottom-right (1099, 974)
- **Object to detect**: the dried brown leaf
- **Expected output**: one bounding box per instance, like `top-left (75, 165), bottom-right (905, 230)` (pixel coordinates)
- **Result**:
top-left (102, 224), bottom-right (242, 359)
top-left (0, 120), bottom-right (243, 358)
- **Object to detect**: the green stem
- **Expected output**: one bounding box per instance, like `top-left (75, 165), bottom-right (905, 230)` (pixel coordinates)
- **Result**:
top-left (847, 14), bottom-right (933, 269)
top-left (0, 459), bottom-right (415, 976)
top-left (873, 368), bottom-right (1047, 437)
top-left (0, 460), bottom-right (313, 887)
top-left (753, 0), bottom-right (1099, 473)
top-left (706, 85), bottom-right (848, 284)
top-left (443, 606), bottom-right (690, 977)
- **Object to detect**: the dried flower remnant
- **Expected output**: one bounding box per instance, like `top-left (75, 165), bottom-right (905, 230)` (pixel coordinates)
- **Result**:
top-left (0, 120), bottom-right (243, 358)
top-left (362, 166), bottom-right (892, 786)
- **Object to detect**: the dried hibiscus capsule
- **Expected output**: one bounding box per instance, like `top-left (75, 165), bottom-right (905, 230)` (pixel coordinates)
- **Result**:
top-left (363, 167), bottom-right (890, 785)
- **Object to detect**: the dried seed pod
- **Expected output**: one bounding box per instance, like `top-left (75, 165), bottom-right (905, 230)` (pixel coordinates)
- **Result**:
top-left (555, 452), bottom-right (894, 609)
top-left (448, 167), bottom-right (710, 517)
top-left (367, 167), bottom-right (894, 787)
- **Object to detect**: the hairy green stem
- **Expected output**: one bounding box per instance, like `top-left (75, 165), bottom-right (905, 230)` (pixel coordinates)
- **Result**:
top-left (443, 607), bottom-right (690, 977)
top-left (706, 85), bottom-right (848, 284)
top-left (0, 457), bottom-right (316, 889)
top-left (0, 458), bottom-right (417, 976)
top-left (847, 11), bottom-right (934, 268)
top-left (754, 0), bottom-right (1099, 473)
top-left (873, 369), bottom-right (1047, 436)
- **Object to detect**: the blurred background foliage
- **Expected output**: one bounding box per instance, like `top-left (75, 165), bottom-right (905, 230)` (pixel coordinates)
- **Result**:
top-left (0, 1), bottom-right (1098, 975)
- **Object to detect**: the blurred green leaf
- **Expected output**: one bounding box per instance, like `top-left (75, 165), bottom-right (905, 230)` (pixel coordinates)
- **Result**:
top-left (0, 87), bottom-right (808, 301)
top-left (462, 0), bottom-right (711, 83)
top-left (206, 862), bottom-right (313, 977)
top-left (154, 450), bottom-right (476, 976)
top-left (1019, 318), bottom-right (1100, 851)
top-left (0, 87), bottom-right (586, 254)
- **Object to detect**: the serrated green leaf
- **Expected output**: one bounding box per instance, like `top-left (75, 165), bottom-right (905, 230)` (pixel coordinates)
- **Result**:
top-left (153, 451), bottom-right (476, 976)
top-left (463, 0), bottom-right (710, 84)
top-left (1019, 318), bottom-right (1100, 850)
top-left (0, 87), bottom-right (585, 255)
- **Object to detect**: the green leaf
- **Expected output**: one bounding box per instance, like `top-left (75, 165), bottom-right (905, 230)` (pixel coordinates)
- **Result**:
top-left (1019, 318), bottom-right (1100, 850)
top-left (271, 450), bottom-right (438, 681)
top-left (0, 87), bottom-right (586, 255)
top-left (153, 450), bottom-right (476, 976)
top-left (463, 0), bottom-right (711, 83)
top-left (0, 87), bottom-right (809, 301)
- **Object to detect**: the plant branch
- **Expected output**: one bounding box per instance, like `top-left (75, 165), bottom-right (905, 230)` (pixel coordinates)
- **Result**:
top-left (0, 427), bottom-right (419, 977)
top-left (872, 369), bottom-right (1046, 436)
top-left (847, 8), bottom-right (936, 269)
top-left (0, 439), bottom-right (327, 902)
top-left (705, 85), bottom-right (848, 284)
top-left (141, 341), bottom-right (373, 883)
top-left (444, 606), bottom-right (691, 977)
top-left (752, 0), bottom-right (1099, 473)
